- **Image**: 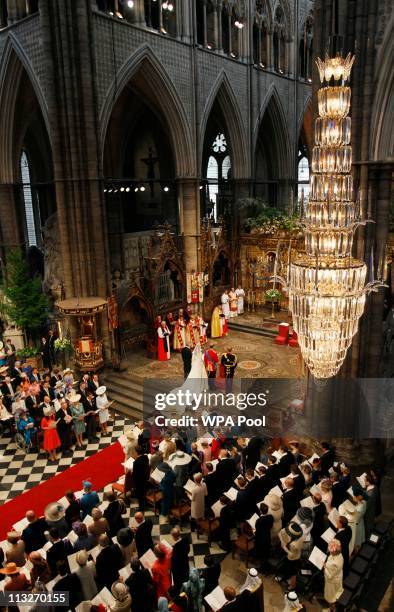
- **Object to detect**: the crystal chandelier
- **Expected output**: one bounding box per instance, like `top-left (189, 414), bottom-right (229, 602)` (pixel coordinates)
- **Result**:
top-left (274, 52), bottom-right (384, 379)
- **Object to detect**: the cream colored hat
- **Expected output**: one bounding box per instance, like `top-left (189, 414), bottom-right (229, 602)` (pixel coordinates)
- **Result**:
top-left (168, 450), bottom-right (192, 467)
top-left (68, 394), bottom-right (81, 403)
top-left (44, 502), bottom-right (65, 522)
top-left (96, 386), bottom-right (107, 396)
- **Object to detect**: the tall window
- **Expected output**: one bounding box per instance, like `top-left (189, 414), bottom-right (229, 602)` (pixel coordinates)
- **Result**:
top-left (206, 133), bottom-right (231, 222)
top-left (298, 149), bottom-right (310, 209)
top-left (299, 17), bottom-right (313, 80)
top-left (20, 151), bottom-right (39, 247)
top-left (273, 6), bottom-right (286, 74)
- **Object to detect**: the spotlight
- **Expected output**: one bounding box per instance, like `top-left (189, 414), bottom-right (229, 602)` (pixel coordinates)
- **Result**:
top-left (206, 44), bottom-right (212, 50)
top-left (134, 187), bottom-right (139, 192)
top-left (120, 187), bottom-right (125, 192)
top-left (125, 187), bottom-right (130, 192)
top-left (127, 0), bottom-right (134, 7)
top-left (235, 20), bottom-right (244, 29)
top-left (168, 2), bottom-right (174, 11)
top-left (139, 185), bottom-right (146, 192)
top-left (108, 188), bottom-right (113, 193)
top-left (199, 185), bottom-right (203, 190)
top-left (114, 188), bottom-right (118, 193)
top-left (103, 188), bottom-right (107, 193)
top-left (163, 186), bottom-right (170, 192)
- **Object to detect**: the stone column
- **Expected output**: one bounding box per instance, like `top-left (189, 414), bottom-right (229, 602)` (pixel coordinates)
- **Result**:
top-left (39, 0), bottom-right (111, 360)
top-left (202, 0), bottom-right (207, 47)
top-left (266, 30), bottom-right (273, 70)
top-left (6, 0), bottom-right (18, 23)
top-left (215, 1), bottom-right (222, 52)
top-left (132, 0), bottom-right (146, 25)
top-left (178, 178), bottom-right (200, 272)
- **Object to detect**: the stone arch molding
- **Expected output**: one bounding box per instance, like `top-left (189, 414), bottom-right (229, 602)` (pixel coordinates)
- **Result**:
top-left (200, 70), bottom-right (249, 179)
top-left (253, 83), bottom-right (292, 177)
top-left (99, 44), bottom-right (194, 177)
top-left (0, 34), bottom-right (50, 183)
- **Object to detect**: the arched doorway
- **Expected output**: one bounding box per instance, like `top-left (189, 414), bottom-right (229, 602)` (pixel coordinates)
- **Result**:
top-left (119, 293), bottom-right (152, 353)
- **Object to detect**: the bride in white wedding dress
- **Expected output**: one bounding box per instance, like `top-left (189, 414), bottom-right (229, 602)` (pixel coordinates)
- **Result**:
top-left (167, 344), bottom-right (208, 415)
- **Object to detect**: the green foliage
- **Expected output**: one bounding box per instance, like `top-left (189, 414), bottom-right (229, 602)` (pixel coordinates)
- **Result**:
top-left (1, 249), bottom-right (49, 337)
top-left (265, 288), bottom-right (283, 301)
top-left (238, 198), bottom-right (302, 234)
top-left (54, 338), bottom-right (73, 352)
top-left (16, 346), bottom-right (41, 357)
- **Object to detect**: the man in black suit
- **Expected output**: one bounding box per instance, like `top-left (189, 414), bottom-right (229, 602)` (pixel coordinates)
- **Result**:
top-left (53, 561), bottom-right (83, 611)
top-left (278, 446), bottom-right (294, 477)
top-left (95, 533), bottom-right (123, 589)
top-left (255, 502), bottom-right (273, 572)
top-left (200, 554), bottom-right (221, 598)
top-left (255, 466), bottom-right (272, 503)
top-left (40, 381), bottom-right (54, 402)
top-left (331, 474), bottom-right (343, 509)
top-left (244, 436), bottom-right (264, 470)
top-left (282, 478), bottom-right (299, 525)
top-left (84, 390), bottom-right (99, 442)
top-left (335, 516), bottom-right (352, 576)
top-left (21, 511), bottom-right (48, 554)
top-left (131, 446), bottom-right (150, 510)
top-left (204, 463), bottom-right (218, 506)
top-left (0, 375), bottom-right (15, 410)
top-left (216, 449), bottom-right (237, 493)
top-left (171, 527), bottom-right (190, 592)
top-left (181, 344), bottom-right (192, 378)
top-left (320, 442), bottom-right (335, 477)
top-left (266, 455), bottom-right (280, 485)
top-left (310, 493), bottom-right (327, 548)
top-left (134, 511), bottom-right (153, 557)
top-left (56, 400), bottom-right (73, 454)
top-left (46, 528), bottom-right (69, 577)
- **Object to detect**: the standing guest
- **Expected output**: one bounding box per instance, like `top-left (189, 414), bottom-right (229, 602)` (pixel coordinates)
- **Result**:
top-left (72, 521), bottom-right (96, 552)
top-left (134, 511), bottom-right (154, 557)
top-left (320, 442), bottom-right (335, 477)
top-left (56, 399), bottom-right (73, 454)
top-left (331, 473), bottom-right (343, 509)
top-left (364, 473), bottom-right (378, 538)
top-left (254, 503), bottom-right (273, 572)
top-left (89, 373), bottom-right (100, 394)
top-left (95, 534), bottom-right (123, 590)
top-left (149, 444), bottom-right (163, 472)
top-left (200, 440), bottom-right (212, 475)
top-left (264, 493), bottom-right (283, 541)
top-left (5, 338), bottom-right (16, 368)
top-left (203, 344), bottom-right (219, 389)
top-left (181, 344), bottom-right (192, 378)
top-left (21, 511), bottom-right (48, 554)
top-left (151, 543), bottom-right (172, 600)
top-left (52, 561), bottom-right (83, 609)
top-left (173, 309), bottom-right (187, 352)
top-left (1, 374), bottom-right (15, 409)
top-left (324, 539), bottom-right (344, 609)
top-left (47, 330), bottom-right (56, 367)
top-left (0, 562), bottom-right (31, 591)
top-left (125, 559), bottom-right (156, 612)
top-left (220, 290), bottom-right (230, 320)
top-left (310, 493), bottom-right (326, 546)
top-left (228, 288), bottom-right (238, 318)
top-left (181, 568), bottom-right (205, 612)
top-left (0, 394), bottom-right (14, 432)
top-left (335, 516), bottom-right (352, 577)
top-left (277, 522), bottom-right (305, 590)
top-left (84, 390), bottom-right (99, 442)
top-left (171, 527), bottom-right (190, 593)
top-left (132, 445), bottom-right (150, 510)
top-left (235, 285), bottom-right (245, 315)
top-left (64, 490), bottom-right (81, 527)
top-left (88, 508), bottom-right (109, 539)
top-left (190, 473), bottom-right (207, 528)
top-left (5, 532), bottom-right (26, 567)
top-left (29, 551), bottom-right (51, 584)
top-left (74, 550), bottom-right (97, 601)
top-left (17, 408), bottom-right (37, 448)
top-left (282, 478), bottom-right (300, 525)
top-left (338, 499), bottom-right (357, 554)
top-left (41, 405), bottom-right (60, 462)
top-left (104, 492), bottom-right (126, 537)
top-left (200, 555), bottom-right (221, 599)
top-left (221, 348), bottom-right (237, 393)
top-left (210, 305), bottom-right (222, 339)
top-left (69, 393), bottom-right (86, 448)
top-left (215, 449), bottom-right (237, 491)
top-left (283, 591), bottom-right (306, 612)
top-left (44, 503), bottom-right (69, 538)
top-left (80, 480), bottom-right (100, 518)
top-left (189, 443), bottom-right (203, 477)
top-left (110, 581), bottom-right (132, 612)
top-left (117, 527), bottom-right (134, 567)
top-left (320, 479), bottom-right (333, 513)
top-left (96, 385), bottom-right (111, 435)
top-left (158, 321), bottom-right (171, 361)
top-left (353, 490), bottom-right (367, 550)
top-left (46, 528), bottom-right (69, 577)
top-left (159, 462), bottom-right (176, 521)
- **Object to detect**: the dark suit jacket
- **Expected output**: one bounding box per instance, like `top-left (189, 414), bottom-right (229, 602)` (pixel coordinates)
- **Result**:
top-left (201, 562), bottom-right (221, 596)
top-left (135, 519), bottom-right (154, 558)
top-left (255, 514), bottom-right (274, 555)
top-left (171, 536), bottom-right (190, 586)
top-left (132, 454), bottom-right (150, 490)
top-left (278, 451), bottom-right (294, 477)
top-left (22, 518), bottom-right (48, 554)
top-left (181, 346), bottom-right (192, 366)
top-left (53, 573), bottom-right (82, 610)
top-left (47, 540), bottom-right (69, 576)
top-left (282, 488), bottom-right (299, 524)
top-left (267, 464), bottom-right (280, 484)
top-left (215, 457), bottom-right (237, 492)
top-left (320, 449), bottom-right (335, 477)
top-left (335, 526), bottom-right (352, 575)
top-left (96, 544), bottom-right (123, 589)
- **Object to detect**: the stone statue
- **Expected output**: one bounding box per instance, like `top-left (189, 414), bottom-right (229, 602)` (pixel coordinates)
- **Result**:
top-left (41, 213), bottom-right (64, 301)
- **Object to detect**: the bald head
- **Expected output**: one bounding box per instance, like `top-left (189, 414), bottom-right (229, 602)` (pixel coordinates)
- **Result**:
top-left (312, 492), bottom-right (322, 504)
top-left (194, 473), bottom-right (203, 484)
top-left (219, 449), bottom-right (229, 460)
top-left (26, 510), bottom-right (36, 523)
top-left (284, 478), bottom-right (294, 489)
top-left (134, 512), bottom-right (144, 524)
top-left (224, 586), bottom-right (236, 602)
top-left (171, 527), bottom-right (180, 541)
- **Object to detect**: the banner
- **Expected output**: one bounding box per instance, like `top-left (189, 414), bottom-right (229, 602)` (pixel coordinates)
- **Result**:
top-left (186, 272), bottom-right (205, 304)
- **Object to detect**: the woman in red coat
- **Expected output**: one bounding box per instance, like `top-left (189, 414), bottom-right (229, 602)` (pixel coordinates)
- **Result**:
top-left (151, 543), bottom-right (172, 600)
top-left (41, 406), bottom-right (61, 461)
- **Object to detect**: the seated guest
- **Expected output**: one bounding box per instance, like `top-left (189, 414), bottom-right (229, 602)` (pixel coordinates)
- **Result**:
top-left (72, 521), bottom-right (96, 551)
top-left (104, 491), bottom-right (126, 537)
top-left (171, 527), bottom-right (190, 593)
top-left (5, 531), bottom-right (26, 567)
top-left (255, 502), bottom-right (273, 572)
top-left (134, 511), bottom-right (153, 557)
top-left (151, 543), bottom-right (172, 600)
top-left (95, 534), bottom-right (123, 590)
top-left (110, 581), bottom-right (132, 612)
top-left (200, 554), bottom-right (221, 598)
top-left (22, 511), bottom-right (48, 554)
top-left (88, 508), bottom-right (109, 539)
top-left (324, 539), bottom-right (344, 609)
top-left (125, 559), bottom-right (156, 612)
top-left (283, 591), bottom-right (306, 612)
top-left (74, 550), bottom-right (97, 601)
top-left (0, 562), bottom-right (31, 592)
top-left (64, 490), bottom-right (81, 526)
top-left (29, 551), bottom-right (51, 584)
top-left (46, 528), bottom-right (69, 577)
top-left (80, 480), bottom-right (100, 518)
top-left (335, 516), bottom-right (352, 577)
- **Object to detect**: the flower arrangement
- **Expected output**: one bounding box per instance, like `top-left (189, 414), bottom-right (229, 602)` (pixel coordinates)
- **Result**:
top-left (265, 288), bottom-right (283, 301)
top-left (239, 199), bottom-right (303, 235)
top-left (54, 338), bottom-right (73, 352)
top-left (16, 346), bottom-right (41, 357)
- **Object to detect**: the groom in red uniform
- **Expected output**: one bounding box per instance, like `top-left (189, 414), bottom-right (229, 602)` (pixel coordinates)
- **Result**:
top-left (204, 344), bottom-right (219, 389)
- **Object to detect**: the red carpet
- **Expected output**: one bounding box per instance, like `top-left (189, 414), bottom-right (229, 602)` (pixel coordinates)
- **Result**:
top-left (0, 441), bottom-right (124, 540)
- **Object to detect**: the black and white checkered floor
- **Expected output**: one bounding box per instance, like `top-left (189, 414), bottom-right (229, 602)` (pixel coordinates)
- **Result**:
top-left (0, 414), bottom-right (227, 569)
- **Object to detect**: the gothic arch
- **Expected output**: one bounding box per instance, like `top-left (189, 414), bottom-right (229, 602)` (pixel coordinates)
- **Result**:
top-left (272, 0), bottom-right (292, 33)
top-left (253, 85), bottom-right (291, 178)
top-left (200, 71), bottom-right (248, 178)
top-left (0, 35), bottom-right (50, 183)
top-left (370, 17), bottom-right (394, 161)
top-left (99, 44), bottom-right (193, 177)
top-left (298, 96), bottom-right (313, 158)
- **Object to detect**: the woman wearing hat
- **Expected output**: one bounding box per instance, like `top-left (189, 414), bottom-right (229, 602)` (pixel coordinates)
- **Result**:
top-left (69, 394), bottom-right (86, 448)
top-left (263, 493), bottom-right (283, 541)
top-left (41, 405), bottom-right (60, 461)
top-left (0, 562), bottom-right (31, 592)
top-left (277, 522), bottom-right (305, 590)
top-left (338, 498), bottom-right (358, 555)
top-left (96, 386), bottom-right (111, 434)
top-left (74, 550), bottom-right (97, 601)
top-left (110, 580), bottom-right (132, 612)
top-left (45, 502), bottom-right (69, 538)
top-left (169, 451), bottom-right (191, 503)
top-left (324, 539), bottom-right (344, 609)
